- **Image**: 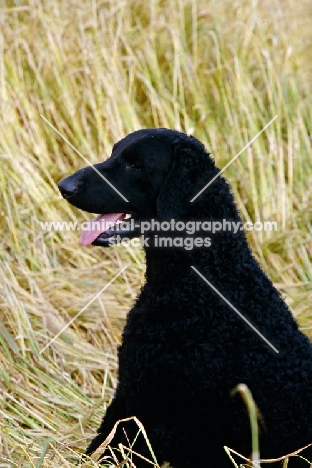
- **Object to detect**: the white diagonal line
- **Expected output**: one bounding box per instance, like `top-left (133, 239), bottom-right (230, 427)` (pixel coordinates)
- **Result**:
top-left (191, 266), bottom-right (279, 353)
top-left (40, 266), bottom-right (128, 353)
top-left (40, 114), bottom-right (129, 202)
top-left (190, 115), bottom-right (278, 202)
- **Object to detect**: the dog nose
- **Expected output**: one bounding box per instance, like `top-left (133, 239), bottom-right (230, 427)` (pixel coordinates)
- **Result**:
top-left (58, 176), bottom-right (78, 199)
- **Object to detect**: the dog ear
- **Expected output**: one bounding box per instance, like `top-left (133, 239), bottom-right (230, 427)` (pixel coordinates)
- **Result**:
top-left (156, 136), bottom-right (217, 219)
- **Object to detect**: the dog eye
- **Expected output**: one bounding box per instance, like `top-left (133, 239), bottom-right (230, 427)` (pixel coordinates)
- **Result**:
top-left (126, 163), bottom-right (141, 170)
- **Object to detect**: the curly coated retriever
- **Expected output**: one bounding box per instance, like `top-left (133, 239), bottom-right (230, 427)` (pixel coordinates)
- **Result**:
top-left (58, 129), bottom-right (312, 468)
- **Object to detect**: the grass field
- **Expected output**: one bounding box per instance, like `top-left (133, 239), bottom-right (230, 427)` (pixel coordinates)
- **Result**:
top-left (0, 0), bottom-right (311, 466)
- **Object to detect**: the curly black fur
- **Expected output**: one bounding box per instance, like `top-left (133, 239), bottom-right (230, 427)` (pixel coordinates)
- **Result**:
top-left (59, 129), bottom-right (312, 468)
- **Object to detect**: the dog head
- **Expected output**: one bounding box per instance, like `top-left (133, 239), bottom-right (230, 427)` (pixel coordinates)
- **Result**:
top-left (58, 128), bottom-right (233, 247)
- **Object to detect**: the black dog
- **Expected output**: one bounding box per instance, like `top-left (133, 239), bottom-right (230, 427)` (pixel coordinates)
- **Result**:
top-left (58, 129), bottom-right (312, 468)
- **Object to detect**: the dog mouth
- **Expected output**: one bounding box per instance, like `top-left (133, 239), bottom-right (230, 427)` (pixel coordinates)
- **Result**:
top-left (80, 213), bottom-right (139, 247)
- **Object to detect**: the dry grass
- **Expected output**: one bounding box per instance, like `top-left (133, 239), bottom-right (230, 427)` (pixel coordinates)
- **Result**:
top-left (0, 0), bottom-right (311, 466)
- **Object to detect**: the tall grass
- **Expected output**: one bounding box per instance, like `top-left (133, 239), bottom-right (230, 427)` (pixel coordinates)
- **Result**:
top-left (0, 0), bottom-right (311, 466)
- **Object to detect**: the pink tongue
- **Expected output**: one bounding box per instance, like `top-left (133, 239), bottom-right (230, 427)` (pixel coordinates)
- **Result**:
top-left (80, 213), bottom-right (126, 246)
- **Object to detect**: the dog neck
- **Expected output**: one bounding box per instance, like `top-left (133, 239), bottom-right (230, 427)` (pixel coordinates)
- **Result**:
top-left (142, 228), bottom-right (256, 298)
